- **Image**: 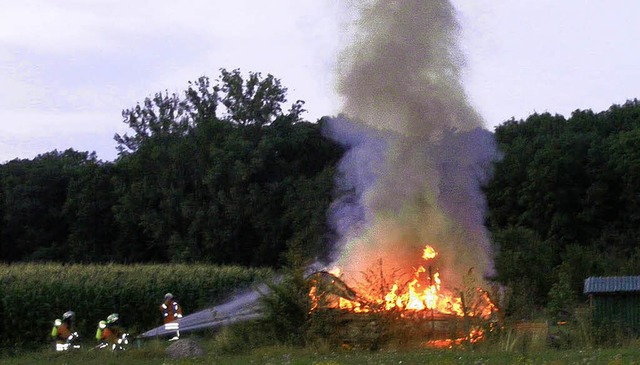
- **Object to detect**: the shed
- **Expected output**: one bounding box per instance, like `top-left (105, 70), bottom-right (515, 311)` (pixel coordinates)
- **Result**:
top-left (584, 276), bottom-right (640, 334)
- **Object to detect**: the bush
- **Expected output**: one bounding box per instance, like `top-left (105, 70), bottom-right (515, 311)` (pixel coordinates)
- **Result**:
top-left (258, 270), bottom-right (311, 346)
top-left (210, 321), bottom-right (277, 355)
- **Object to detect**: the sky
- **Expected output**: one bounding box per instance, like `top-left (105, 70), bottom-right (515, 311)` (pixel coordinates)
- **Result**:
top-left (1, 0), bottom-right (639, 163)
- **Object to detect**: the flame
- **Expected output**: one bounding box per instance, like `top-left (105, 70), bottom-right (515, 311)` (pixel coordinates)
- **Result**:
top-left (423, 328), bottom-right (486, 348)
top-left (310, 244), bottom-right (496, 320)
top-left (308, 244), bottom-right (498, 348)
top-left (422, 245), bottom-right (437, 260)
top-left (378, 245), bottom-right (469, 316)
top-left (309, 286), bottom-right (318, 311)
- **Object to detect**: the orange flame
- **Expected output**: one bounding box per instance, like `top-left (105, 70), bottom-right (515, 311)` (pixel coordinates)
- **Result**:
top-left (308, 245), bottom-right (498, 348)
top-left (311, 244), bottom-right (496, 321)
top-left (423, 329), bottom-right (485, 349)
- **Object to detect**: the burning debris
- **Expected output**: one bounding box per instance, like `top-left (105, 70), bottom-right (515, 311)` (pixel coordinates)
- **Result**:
top-left (310, 245), bottom-right (496, 318)
top-left (308, 244), bottom-right (499, 348)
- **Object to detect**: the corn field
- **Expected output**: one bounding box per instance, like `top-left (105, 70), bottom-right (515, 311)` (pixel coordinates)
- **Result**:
top-left (0, 263), bottom-right (273, 349)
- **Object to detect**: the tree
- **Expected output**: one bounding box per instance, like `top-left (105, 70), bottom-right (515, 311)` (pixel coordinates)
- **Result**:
top-left (492, 226), bottom-right (556, 314)
top-left (63, 159), bottom-right (118, 262)
top-left (0, 150), bottom-right (96, 261)
top-left (111, 69), bottom-right (341, 266)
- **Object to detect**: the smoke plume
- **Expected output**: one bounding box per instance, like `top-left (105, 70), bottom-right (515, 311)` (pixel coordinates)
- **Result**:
top-left (323, 0), bottom-right (499, 289)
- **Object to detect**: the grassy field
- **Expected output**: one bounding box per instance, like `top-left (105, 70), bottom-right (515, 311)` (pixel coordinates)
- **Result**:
top-left (5, 339), bottom-right (640, 365)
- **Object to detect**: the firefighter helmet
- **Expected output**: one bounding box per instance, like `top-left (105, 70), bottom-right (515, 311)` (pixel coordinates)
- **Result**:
top-left (106, 313), bottom-right (119, 324)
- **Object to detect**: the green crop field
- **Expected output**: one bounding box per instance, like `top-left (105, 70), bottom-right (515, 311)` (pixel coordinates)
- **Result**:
top-left (0, 263), bottom-right (273, 349)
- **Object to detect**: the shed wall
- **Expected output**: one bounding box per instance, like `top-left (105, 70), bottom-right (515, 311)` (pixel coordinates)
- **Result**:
top-left (593, 293), bottom-right (640, 334)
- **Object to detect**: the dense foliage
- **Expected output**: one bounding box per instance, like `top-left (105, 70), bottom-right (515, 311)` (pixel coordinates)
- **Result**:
top-left (0, 69), bottom-right (342, 267)
top-left (485, 99), bottom-right (640, 316)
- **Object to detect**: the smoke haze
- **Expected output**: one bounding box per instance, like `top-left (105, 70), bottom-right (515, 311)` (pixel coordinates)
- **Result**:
top-left (324, 0), bottom-right (498, 289)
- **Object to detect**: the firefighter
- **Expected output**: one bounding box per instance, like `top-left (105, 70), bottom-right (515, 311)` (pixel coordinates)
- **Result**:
top-left (160, 292), bottom-right (183, 341)
top-left (51, 310), bottom-right (79, 351)
top-left (95, 320), bottom-right (107, 346)
top-left (96, 313), bottom-right (129, 350)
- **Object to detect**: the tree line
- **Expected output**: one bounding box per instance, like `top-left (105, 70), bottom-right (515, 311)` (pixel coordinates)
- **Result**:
top-left (0, 69), bottom-right (343, 267)
top-left (485, 99), bottom-right (640, 316)
top-left (1, 68), bottom-right (640, 312)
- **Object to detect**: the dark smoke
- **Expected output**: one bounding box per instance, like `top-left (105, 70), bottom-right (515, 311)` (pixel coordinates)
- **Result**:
top-left (323, 0), bottom-right (499, 288)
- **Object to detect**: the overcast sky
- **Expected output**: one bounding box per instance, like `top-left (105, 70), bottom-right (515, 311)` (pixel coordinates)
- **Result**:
top-left (1, 0), bottom-right (639, 162)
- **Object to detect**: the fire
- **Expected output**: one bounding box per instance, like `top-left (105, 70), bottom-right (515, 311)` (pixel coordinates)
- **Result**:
top-left (422, 245), bottom-right (437, 260)
top-left (308, 244), bottom-right (498, 346)
top-left (423, 329), bottom-right (485, 349)
top-left (376, 245), bottom-right (469, 316)
top-left (313, 244), bottom-right (493, 319)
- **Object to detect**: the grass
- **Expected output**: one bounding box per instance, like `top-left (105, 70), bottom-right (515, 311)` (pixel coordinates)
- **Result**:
top-left (5, 337), bottom-right (640, 365)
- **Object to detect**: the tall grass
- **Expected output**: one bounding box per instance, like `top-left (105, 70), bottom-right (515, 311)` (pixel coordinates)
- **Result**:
top-left (0, 263), bottom-right (273, 351)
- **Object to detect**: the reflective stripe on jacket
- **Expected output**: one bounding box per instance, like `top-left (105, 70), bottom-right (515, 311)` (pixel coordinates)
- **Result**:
top-left (160, 300), bottom-right (183, 323)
